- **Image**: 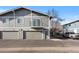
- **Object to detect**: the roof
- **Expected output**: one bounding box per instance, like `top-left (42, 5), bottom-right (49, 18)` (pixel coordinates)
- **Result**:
top-left (0, 6), bottom-right (52, 17)
top-left (63, 20), bottom-right (79, 25)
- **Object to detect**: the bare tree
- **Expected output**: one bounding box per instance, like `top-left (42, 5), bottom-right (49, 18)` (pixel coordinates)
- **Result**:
top-left (48, 8), bottom-right (63, 21)
top-left (51, 9), bottom-right (59, 18)
top-left (48, 8), bottom-right (63, 36)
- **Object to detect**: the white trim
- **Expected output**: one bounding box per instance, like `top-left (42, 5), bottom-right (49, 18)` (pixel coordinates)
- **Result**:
top-left (47, 17), bottom-right (50, 39)
top-left (0, 27), bottom-right (31, 28)
top-left (0, 26), bottom-right (48, 29)
top-left (49, 17), bottom-right (50, 39)
top-left (12, 10), bottom-right (16, 27)
top-left (42, 29), bottom-right (44, 39)
top-left (0, 16), bottom-right (48, 18)
top-left (31, 10), bottom-right (32, 27)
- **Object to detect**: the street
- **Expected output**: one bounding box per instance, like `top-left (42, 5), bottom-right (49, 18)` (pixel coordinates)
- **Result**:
top-left (0, 39), bottom-right (79, 52)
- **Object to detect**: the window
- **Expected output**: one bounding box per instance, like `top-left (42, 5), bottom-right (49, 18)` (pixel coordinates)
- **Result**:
top-left (9, 18), bottom-right (14, 21)
top-left (37, 19), bottom-right (40, 26)
top-left (69, 24), bottom-right (71, 26)
top-left (9, 18), bottom-right (13, 20)
top-left (2, 18), bottom-right (6, 23)
top-left (32, 19), bottom-right (41, 26)
top-left (17, 18), bottom-right (21, 23)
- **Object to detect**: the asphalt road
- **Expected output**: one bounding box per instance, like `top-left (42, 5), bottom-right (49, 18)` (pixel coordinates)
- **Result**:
top-left (0, 39), bottom-right (79, 53)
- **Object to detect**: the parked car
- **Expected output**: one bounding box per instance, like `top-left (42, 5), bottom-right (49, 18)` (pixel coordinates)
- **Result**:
top-left (64, 32), bottom-right (79, 39)
top-left (69, 33), bottom-right (79, 39)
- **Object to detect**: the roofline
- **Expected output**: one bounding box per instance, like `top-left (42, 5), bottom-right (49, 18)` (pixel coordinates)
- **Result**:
top-left (0, 7), bottom-right (23, 15)
top-left (63, 20), bottom-right (79, 25)
top-left (0, 6), bottom-right (53, 18)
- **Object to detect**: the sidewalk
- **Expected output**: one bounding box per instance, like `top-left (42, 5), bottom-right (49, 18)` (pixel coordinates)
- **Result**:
top-left (51, 39), bottom-right (64, 41)
top-left (0, 47), bottom-right (79, 53)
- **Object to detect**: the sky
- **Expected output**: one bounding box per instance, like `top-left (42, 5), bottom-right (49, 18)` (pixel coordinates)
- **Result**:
top-left (0, 6), bottom-right (79, 24)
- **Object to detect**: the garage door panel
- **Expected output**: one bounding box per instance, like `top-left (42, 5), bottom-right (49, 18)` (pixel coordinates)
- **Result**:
top-left (24, 31), bottom-right (43, 40)
top-left (3, 31), bottom-right (19, 40)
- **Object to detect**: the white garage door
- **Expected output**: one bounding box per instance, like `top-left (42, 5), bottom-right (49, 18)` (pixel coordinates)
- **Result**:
top-left (3, 31), bottom-right (19, 40)
top-left (24, 31), bottom-right (43, 40)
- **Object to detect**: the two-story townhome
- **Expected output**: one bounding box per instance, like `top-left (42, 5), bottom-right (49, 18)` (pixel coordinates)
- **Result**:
top-left (0, 7), bottom-right (52, 40)
top-left (63, 20), bottom-right (79, 33)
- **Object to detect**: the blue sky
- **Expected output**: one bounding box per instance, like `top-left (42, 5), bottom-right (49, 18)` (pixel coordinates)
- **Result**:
top-left (0, 6), bottom-right (79, 24)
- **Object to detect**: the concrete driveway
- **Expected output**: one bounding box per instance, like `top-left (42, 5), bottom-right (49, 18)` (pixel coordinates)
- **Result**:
top-left (0, 39), bottom-right (79, 53)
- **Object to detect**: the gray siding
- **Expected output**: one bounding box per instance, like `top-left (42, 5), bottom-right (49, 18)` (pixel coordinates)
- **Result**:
top-left (15, 9), bottom-right (31, 16)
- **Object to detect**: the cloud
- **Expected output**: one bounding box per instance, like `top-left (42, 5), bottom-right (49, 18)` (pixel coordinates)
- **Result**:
top-left (0, 9), bottom-right (7, 13)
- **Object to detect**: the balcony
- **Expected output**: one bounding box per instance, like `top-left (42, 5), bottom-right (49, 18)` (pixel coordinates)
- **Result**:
top-left (31, 26), bottom-right (44, 29)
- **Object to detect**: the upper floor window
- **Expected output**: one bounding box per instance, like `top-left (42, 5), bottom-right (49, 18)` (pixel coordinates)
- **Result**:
top-left (17, 18), bottom-right (21, 23)
top-left (69, 24), bottom-right (71, 26)
top-left (32, 19), bottom-right (41, 26)
top-left (9, 18), bottom-right (14, 22)
top-left (2, 18), bottom-right (6, 23)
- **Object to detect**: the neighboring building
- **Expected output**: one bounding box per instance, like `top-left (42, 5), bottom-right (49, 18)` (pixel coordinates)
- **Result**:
top-left (0, 7), bottom-right (52, 40)
top-left (63, 20), bottom-right (79, 33)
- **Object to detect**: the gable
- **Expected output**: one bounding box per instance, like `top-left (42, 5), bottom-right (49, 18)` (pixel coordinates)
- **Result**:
top-left (0, 7), bottom-right (51, 17)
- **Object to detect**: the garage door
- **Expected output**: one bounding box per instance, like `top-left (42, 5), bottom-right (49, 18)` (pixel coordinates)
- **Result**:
top-left (3, 31), bottom-right (19, 40)
top-left (23, 31), bottom-right (43, 40)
